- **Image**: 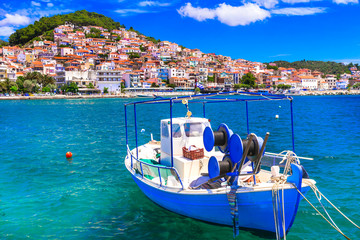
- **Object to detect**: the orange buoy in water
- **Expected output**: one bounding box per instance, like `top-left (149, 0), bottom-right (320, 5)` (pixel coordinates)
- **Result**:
top-left (66, 152), bottom-right (73, 158)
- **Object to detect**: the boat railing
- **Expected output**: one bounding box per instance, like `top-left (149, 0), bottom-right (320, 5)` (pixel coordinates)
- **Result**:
top-left (126, 145), bottom-right (184, 189)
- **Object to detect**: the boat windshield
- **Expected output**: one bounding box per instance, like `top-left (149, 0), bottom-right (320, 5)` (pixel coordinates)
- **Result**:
top-left (184, 123), bottom-right (203, 137)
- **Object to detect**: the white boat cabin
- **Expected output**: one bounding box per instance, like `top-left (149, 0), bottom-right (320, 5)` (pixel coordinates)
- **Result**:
top-left (159, 117), bottom-right (219, 183)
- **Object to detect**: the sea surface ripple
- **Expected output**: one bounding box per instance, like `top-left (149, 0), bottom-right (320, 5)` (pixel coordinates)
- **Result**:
top-left (0, 95), bottom-right (359, 239)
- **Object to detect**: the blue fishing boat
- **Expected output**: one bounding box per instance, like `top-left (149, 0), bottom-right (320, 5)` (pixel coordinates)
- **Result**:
top-left (124, 92), bottom-right (316, 238)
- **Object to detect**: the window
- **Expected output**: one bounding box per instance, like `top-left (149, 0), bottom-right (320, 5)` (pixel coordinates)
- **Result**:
top-left (172, 124), bottom-right (181, 138)
top-left (161, 122), bottom-right (169, 138)
top-left (184, 123), bottom-right (203, 137)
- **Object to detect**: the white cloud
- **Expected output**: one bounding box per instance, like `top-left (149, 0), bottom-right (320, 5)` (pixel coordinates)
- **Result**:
top-left (177, 3), bottom-right (216, 21)
top-left (270, 53), bottom-right (291, 57)
top-left (0, 26), bottom-right (14, 36)
top-left (333, 0), bottom-right (358, 4)
top-left (281, 0), bottom-right (313, 3)
top-left (178, 3), bottom-right (270, 26)
top-left (252, 0), bottom-right (279, 9)
top-left (138, 1), bottom-right (171, 7)
top-left (215, 3), bottom-right (270, 26)
top-left (271, 7), bottom-right (325, 15)
top-left (115, 9), bottom-right (150, 16)
top-left (31, 1), bottom-right (41, 7)
top-left (0, 13), bottom-right (31, 26)
top-left (47, 3), bottom-right (54, 7)
top-left (34, 9), bottom-right (73, 17)
top-left (334, 58), bottom-right (360, 64)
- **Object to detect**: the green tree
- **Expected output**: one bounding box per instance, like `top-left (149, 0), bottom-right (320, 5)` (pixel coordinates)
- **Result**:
top-left (103, 87), bottom-right (109, 93)
top-left (67, 82), bottom-right (78, 93)
top-left (9, 10), bottom-right (123, 45)
top-left (234, 84), bottom-right (251, 90)
top-left (60, 84), bottom-right (68, 93)
top-left (207, 76), bottom-right (214, 82)
top-left (139, 44), bottom-right (146, 52)
top-left (42, 86), bottom-right (51, 92)
top-left (0, 82), bottom-right (6, 93)
top-left (31, 80), bottom-right (40, 92)
top-left (266, 64), bottom-right (278, 70)
top-left (120, 82), bottom-right (125, 93)
top-left (87, 82), bottom-right (95, 89)
top-left (352, 83), bottom-right (360, 89)
top-left (10, 85), bottom-right (18, 93)
top-left (23, 80), bottom-right (34, 92)
top-left (241, 73), bottom-right (256, 87)
top-left (151, 82), bottom-right (159, 88)
top-left (16, 77), bottom-right (25, 93)
top-left (127, 52), bottom-right (140, 59)
top-left (46, 84), bottom-right (56, 92)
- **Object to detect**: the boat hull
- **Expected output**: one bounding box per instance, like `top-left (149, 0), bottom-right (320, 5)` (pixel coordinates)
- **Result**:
top-left (131, 174), bottom-right (310, 236)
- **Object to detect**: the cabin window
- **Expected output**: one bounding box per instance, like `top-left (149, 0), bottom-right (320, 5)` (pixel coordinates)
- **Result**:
top-left (185, 123), bottom-right (202, 137)
top-left (161, 122), bottom-right (169, 138)
top-left (172, 124), bottom-right (181, 138)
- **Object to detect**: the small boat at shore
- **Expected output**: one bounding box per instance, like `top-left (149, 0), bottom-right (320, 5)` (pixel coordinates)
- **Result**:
top-left (123, 92), bottom-right (358, 239)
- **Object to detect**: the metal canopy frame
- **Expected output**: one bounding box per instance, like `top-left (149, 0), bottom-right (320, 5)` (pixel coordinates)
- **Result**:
top-left (124, 91), bottom-right (296, 168)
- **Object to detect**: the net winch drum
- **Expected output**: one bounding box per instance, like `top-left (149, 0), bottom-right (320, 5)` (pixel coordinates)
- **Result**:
top-left (203, 123), bottom-right (233, 153)
top-left (208, 155), bottom-right (233, 179)
top-left (242, 134), bottom-right (264, 162)
top-left (229, 133), bottom-right (264, 167)
top-left (229, 134), bottom-right (243, 164)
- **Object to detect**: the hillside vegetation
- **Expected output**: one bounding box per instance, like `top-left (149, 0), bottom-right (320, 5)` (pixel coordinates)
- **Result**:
top-left (9, 10), bottom-right (125, 46)
top-left (267, 60), bottom-right (353, 75)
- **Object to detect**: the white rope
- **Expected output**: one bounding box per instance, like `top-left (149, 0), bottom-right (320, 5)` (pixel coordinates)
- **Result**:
top-left (271, 150), bottom-right (300, 240)
top-left (290, 182), bottom-right (351, 240)
top-left (303, 179), bottom-right (360, 230)
top-left (272, 175), bottom-right (287, 240)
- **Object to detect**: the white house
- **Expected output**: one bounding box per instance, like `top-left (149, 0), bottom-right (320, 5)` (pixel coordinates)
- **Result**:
top-left (61, 47), bottom-right (74, 56)
top-left (298, 76), bottom-right (318, 90)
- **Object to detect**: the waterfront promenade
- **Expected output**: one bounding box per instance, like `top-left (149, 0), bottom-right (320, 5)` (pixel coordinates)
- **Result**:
top-left (0, 91), bottom-right (195, 100)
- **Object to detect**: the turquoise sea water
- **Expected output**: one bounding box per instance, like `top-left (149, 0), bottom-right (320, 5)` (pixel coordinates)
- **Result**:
top-left (0, 96), bottom-right (359, 240)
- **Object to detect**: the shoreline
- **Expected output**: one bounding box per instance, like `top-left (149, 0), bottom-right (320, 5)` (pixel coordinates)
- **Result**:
top-left (0, 91), bottom-right (194, 100)
top-left (0, 90), bottom-right (359, 100)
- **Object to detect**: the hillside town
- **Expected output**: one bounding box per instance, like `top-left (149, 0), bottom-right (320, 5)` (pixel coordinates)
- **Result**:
top-left (1, 23), bottom-right (360, 96)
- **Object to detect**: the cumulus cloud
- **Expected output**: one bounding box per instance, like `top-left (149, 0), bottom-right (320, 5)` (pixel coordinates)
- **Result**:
top-left (177, 3), bottom-right (216, 21)
top-left (47, 3), bottom-right (54, 7)
top-left (0, 13), bottom-right (31, 26)
top-left (271, 7), bottom-right (325, 15)
top-left (138, 1), bottom-right (171, 7)
top-left (31, 1), bottom-right (41, 7)
top-left (215, 3), bottom-right (270, 26)
top-left (333, 0), bottom-right (358, 4)
top-left (0, 26), bottom-right (14, 36)
top-left (252, 0), bottom-right (279, 9)
top-left (178, 3), bottom-right (270, 26)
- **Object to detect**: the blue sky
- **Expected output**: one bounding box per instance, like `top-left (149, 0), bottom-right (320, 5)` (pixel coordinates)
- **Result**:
top-left (0, 0), bottom-right (359, 63)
